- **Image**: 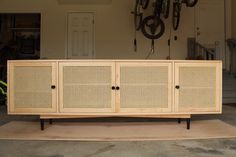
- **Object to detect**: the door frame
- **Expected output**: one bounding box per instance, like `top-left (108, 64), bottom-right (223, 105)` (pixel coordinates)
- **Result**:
top-left (66, 12), bottom-right (96, 59)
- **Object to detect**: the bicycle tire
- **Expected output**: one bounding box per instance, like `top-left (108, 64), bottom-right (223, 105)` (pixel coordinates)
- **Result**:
top-left (141, 16), bottom-right (165, 40)
top-left (162, 0), bottom-right (170, 19)
top-left (134, 0), bottom-right (143, 30)
top-left (185, 0), bottom-right (198, 7)
top-left (172, 2), bottom-right (181, 31)
top-left (141, 0), bottom-right (149, 9)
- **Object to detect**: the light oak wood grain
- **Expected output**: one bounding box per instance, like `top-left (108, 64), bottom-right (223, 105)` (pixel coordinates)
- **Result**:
top-left (8, 60), bottom-right (222, 118)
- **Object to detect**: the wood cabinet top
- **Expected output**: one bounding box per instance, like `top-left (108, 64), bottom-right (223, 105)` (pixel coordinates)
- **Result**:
top-left (8, 60), bottom-right (222, 64)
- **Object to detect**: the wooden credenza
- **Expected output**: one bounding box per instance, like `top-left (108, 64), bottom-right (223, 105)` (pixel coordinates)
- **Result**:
top-left (8, 60), bottom-right (222, 130)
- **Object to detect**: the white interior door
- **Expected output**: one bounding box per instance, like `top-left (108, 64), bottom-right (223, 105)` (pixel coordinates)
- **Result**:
top-left (67, 13), bottom-right (94, 59)
top-left (195, 0), bottom-right (225, 67)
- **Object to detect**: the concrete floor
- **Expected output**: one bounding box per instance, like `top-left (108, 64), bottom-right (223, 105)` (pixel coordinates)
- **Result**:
top-left (0, 105), bottom-right (236, 157)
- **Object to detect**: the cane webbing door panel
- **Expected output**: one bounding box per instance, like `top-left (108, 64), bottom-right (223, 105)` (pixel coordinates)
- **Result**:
top-left (59, 62), bottom-right (115, 113)
top-left (117, 62), bottom-right (172, 113)
top-left (8, 62), bottom-right (57, 114)
top-left (175, 62), bottom-right (222, 113)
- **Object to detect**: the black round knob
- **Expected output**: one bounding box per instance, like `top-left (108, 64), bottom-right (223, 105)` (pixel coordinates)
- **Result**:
top-left (175, 85), bottom-right (180, 89)
top-left (51, 85), bottom-right (56, 89)
top-left (112, 86), bottom-right (116, 90)
top-left (116, 86), bottom-right (120, 90)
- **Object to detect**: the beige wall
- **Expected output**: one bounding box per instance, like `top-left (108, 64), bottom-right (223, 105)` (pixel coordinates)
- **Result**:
top-left (232, 0), bottom-right (236, 38)
top-left (0, 0), bottom-right (195, 59)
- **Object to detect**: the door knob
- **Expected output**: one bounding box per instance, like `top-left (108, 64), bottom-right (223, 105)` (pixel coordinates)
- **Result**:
top-left (51, 85), bottom-right (56, 89)
top-left (116, 86), bottom-right (120, 90)
top-left (112, 86), bottom-right (116, 90)
top-left (175, 85), bottom-right (180, 89)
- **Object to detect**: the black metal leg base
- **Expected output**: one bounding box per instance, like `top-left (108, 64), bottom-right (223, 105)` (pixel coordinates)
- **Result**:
top-left (40, 117), bottom-right (189, 130)
top-left (49, 119), bottom-right (53, 125)
top-left (40, 119), bottom-right (54, 130)
top-left (178, 118), bottom-right (181, 124)
top-left (187, 118), bottom-right (191, 130)
top-left (40, 119), bottom-right (44, 131)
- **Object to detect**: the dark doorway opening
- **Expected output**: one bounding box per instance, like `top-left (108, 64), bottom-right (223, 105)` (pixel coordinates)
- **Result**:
top-left (0, 13), bottom-right (41, 82)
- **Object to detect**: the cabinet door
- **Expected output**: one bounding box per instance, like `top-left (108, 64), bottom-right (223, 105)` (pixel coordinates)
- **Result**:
top-left (117, 62), bottom-right (172, 113)
top-left (59, 62), bottom-right (115, 113)
top-left (8, 62), bottom-right (57, 114)
top-left (175, 62), bottom-right (222, 113)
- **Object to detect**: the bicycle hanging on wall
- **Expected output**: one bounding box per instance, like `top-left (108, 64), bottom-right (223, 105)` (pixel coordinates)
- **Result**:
top-left (132, 0), bottom-right (150, 52)
top-left (173, 0), bottom-right (198, 30)
top-left (131, 0), bottom-right (198, 58)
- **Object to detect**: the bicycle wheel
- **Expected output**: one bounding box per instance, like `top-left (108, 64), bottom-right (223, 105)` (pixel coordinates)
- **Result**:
top-left (184, 0), bottom-right (198, 7)
top-left (162, 0), bottom-right (170, 19)
top-left (141, 16), bottom-right (165, 40)
top-left (141, 0), bottom-right (149, 9)
top-left (172, 2), bottom-right (181, 31)
top-left (134, 0), bottom-right (143, 30)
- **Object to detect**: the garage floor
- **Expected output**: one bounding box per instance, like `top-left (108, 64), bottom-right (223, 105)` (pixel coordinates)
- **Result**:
top-left (0, 105), bottom-right (236, 157)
